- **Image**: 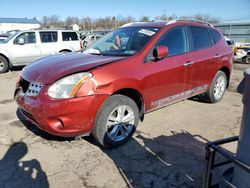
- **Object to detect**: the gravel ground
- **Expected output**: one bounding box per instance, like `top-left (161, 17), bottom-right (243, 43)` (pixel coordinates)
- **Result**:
top-left (0, 62), bottom-right (249, 188)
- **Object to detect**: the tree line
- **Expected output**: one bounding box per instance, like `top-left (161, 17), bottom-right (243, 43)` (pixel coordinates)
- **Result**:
top-left (41, 13), bottom-right (220, 30)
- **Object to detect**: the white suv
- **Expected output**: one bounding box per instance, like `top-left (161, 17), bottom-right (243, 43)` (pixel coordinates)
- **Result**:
top-left (0, 30), bottom-right (83, 73)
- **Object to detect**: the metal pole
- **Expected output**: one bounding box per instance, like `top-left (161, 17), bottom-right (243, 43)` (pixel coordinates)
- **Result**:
top-left (233, 68), bottom-right (250, 187)
top-left (229, 24), bottom-right (232, 39)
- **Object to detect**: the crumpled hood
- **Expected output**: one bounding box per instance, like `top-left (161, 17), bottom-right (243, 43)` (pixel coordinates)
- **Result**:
top-left (21, 52), bottom-right (126, 84)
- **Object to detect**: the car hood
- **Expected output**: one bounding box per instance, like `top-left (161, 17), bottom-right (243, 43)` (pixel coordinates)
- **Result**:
top-left (21, 52), bottom-right (126, 84)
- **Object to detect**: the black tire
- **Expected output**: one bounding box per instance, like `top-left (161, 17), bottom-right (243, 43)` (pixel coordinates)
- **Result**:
top-left (92, 94), bottom-right (139, 148)
top-left (204, 71), bottom-right (227, 103)
top-left (242, 56), bottom-right (246, 63)
top-left (0, 56), bottom-right (9, 73)
top-left (59, 50), bottom-right (71, 53)
top-left (246, 56), bottom-right (250, 64)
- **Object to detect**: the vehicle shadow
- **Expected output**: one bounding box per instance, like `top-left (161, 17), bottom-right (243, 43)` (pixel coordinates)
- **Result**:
top-left (233, 61), bottom-right (248, 65)
top-left (102, 130), bottom-right (208, 188)
top-left (16, 109), bottom-right (75, 142)
top-left (188, 94), bottom-right (209, 103)
top-left (10, 65), bottom-right (25, 71)
top-left (0, 142), bottom-right (49, 188)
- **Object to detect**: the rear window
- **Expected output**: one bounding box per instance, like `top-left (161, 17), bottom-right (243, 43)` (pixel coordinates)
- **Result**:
top-left (189, 26), bottom-right (212, 51)
top-left (210, 29), bottom-right (221, 44)
top-left (62, 32), bottom-right (78, 41)
top-left (40, 31), bottom-right (58, 43)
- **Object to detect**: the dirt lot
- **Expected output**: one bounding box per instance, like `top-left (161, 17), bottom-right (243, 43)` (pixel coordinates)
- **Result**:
top-left (0, 63), bottom-right (249, 188)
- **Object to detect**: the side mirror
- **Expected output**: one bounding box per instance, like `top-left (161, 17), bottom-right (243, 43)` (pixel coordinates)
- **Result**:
top-left (153, 46), bottom-right (168, 60)
top-left (16, 37), bottom-right (25, 45)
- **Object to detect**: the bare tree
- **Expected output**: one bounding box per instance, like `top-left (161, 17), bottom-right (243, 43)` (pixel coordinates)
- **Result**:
top-left (49, 15), bottom-right (62, 28)
top-left (81, 17), bottom-right (93, 30)
top-left (190, 13), bottom-right (220, 24)
top-left (41, 16), bottom-right (50, 28)
top-left (40, 13), bottom-right (220, 30)
top-left (139, 16), bottom-right (150, 22)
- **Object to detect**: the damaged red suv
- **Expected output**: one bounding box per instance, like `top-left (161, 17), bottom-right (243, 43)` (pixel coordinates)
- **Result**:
top-left (15, 20), bottom-right (233, 147)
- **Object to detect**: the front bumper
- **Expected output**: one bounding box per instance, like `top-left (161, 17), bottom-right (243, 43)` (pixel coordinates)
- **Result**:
top-left (14, 86), bottom-right (108, 137)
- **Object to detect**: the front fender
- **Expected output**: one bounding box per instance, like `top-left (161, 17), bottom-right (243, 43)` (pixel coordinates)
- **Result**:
top-left (96, 77), bottom-right (143, 96)
top-left (76, 77), bottom-right (143, 97)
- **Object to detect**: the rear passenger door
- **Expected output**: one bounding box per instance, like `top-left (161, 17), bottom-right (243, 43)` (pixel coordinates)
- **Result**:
top-left (61, 32), bottom-right (80, 51)
top-left (185, 26), bottom-right (219, 94)
top-left (39, 31), bottom-right (59, 56)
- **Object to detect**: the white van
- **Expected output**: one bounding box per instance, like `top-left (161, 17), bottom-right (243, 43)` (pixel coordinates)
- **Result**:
top-left (0, 30), bottom-right (83, 73)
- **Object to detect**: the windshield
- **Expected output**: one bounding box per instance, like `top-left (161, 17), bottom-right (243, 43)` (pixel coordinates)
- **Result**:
top-left (3, 32), bottom-right (20, 43)
top-left (85, 27), bottom-right (160, 56)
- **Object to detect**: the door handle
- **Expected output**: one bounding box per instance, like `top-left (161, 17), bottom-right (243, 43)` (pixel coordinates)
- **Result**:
top-left (214, 54), bottom-right (221, 58)
top-left (184, 61), bottom-right (194, 67)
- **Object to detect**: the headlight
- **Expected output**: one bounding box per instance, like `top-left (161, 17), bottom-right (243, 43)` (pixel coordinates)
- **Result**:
top-left (48, 72), bottom-right (92, 99)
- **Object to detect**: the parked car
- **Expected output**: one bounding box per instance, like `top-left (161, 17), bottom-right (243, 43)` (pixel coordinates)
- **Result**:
top-left (5, 30), bottom-right (20, 36)
top-left (0, 35), bottom-right (9, 43)
top-left (14, 20), bottom-right (233, 147)
top-left (0, 30), bottom-right (83, 73)
top-left (81, 33), bottom-right (103, 48)
top-left (224, 36), bottom-right (234, 48)
top-left (233, 44), bottom-right (250, 64)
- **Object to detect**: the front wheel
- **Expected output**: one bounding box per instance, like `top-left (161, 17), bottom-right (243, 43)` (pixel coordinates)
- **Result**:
top-left (204, 71), bottom-right (227, 103)
top-left (0, 56), bottom-right (9, 73)
top-left (242, 56), bottom-right (246, 63)
top-left (245, 56), bottom-right (250, 64)
top-left (92, 94), bottom-right (139, 148)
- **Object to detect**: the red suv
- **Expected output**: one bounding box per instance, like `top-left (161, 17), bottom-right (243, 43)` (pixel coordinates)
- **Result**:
top-left (15, 20), bottom-right (233, 147)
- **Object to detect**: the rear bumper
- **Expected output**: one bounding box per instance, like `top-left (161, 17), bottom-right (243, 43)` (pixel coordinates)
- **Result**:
top-left (15, 87), bottom-right (108, 137)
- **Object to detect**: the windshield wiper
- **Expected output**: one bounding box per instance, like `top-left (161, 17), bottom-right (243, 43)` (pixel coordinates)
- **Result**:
top-left (101, 53), bottom-right (133, 57)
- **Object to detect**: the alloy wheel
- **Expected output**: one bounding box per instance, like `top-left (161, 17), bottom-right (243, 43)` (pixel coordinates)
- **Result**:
top-left (106, 105), bottom-right (135, 142)
top-left (213, 75), bottom-right (226, 101)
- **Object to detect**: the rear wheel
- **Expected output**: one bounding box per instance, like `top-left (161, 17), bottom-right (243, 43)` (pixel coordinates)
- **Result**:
top-left (204, 71), bottom-right (227, 103)
top-left (59, 50), bottom-right (71, 53)
top-left (246, 56), bottom-right (250, 64)
top-left (92, 94), bottom-right (139, 148)
top-left (0, 56), bottom-right (9, 73)
top-left (242, 56), bottom-right (246, 63)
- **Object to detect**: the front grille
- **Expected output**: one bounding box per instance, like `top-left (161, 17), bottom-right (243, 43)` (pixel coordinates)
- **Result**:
top-left (19, 77), bottom-right (43, 97)
top-left (20, 77), bottom-right (30, 93)
top-left (26, 83), bottom-right (43, 97)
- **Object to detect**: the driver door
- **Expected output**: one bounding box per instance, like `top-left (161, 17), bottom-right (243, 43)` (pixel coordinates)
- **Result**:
top-left (142, 27), bottom-right (189, 111)
top-left (11, 32), bottom-right (41, 64)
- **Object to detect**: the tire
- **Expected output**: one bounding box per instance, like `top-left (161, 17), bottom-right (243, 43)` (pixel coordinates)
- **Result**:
top-left (92, 94), bottom-right (139, 148)
top-left (242, 56), bottom-right (246, 63)
top-left (0, 56), bottom-right (9, 73)
top-left (246, 56), bottom-right (250, 64)
top-left (59, 50), bottom-right (71, 53)
top-left (204, 71), bottom-right (227, 103)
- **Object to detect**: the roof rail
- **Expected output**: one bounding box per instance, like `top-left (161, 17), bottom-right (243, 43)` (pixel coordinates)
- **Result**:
top-left (166, 19), bottom-right (214, 27)
top-left (121, 22), bottom-right (148, 28)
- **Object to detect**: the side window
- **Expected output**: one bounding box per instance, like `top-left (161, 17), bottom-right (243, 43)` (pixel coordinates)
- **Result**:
top-left (189, 26), bottom-right (212, 50)
top-left (40, 32), bottom-right (58, 43)
top-left (210, 29), bottom-right (221, 44)
top-left (15, 32), bottom-right (36, 44)
top-left (156, 27), bottom-right (187, 56)
top-left (62, 32), bottom-right (78, 41)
